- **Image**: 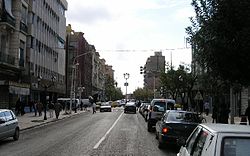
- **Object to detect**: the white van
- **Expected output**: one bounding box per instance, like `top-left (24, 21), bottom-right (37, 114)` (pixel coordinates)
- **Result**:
top-left (147, 98), bottom-right (175, 132)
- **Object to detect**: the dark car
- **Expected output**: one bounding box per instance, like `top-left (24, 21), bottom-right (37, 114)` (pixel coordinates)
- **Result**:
top-left (124, 102), bottom-right (136, 114)
top-left (155, 110), bottom-right (200, 149)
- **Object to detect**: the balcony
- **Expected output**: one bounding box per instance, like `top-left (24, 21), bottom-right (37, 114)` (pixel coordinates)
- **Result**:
top-left (0, 52), bottom-right (15, 65)
top-left (0, 12), bottom-right (16, 29)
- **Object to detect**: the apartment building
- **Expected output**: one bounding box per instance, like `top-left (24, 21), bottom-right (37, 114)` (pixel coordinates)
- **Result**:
top-left (28, 0), bottom-right (68, 104)
top-left (0, 0), bottom-right (68, 108)
top-left (143, 52), bottom-right (165, 94)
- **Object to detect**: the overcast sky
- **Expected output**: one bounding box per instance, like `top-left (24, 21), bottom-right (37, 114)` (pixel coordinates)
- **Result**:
top-left (66, 0), bottom-right (194, 94)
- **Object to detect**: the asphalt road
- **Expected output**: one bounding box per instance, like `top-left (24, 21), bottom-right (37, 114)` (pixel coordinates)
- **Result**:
top-left (0, 108), bottom-right (179, 156)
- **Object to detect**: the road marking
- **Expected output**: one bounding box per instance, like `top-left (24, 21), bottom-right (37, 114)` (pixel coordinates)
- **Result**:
top-left (93, 112), bottom-right (123, 149)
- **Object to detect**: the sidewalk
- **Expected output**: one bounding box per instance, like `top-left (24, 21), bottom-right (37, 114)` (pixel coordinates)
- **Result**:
top-left (17, 109), bottom-right (89, 131)
top-left (203, 113), bottom-right (247, 125)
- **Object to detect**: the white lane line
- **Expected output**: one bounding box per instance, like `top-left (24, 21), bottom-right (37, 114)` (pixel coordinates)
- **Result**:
top-left (93, 112), bottom-right (124, 149)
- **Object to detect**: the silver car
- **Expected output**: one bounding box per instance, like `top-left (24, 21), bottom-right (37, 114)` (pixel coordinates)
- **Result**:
top-left (177, 123), bottom-right (250, 156)
top-left (0, 109), bottom-right (20, 141)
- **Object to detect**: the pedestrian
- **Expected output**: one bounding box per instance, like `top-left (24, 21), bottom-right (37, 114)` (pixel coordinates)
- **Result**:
top-left (245, 104), bottom-right (250, 125)
top-left (34, 101), bottom-right (37, 116)
top-left (48, 102), bottom-right (54, 118)
top-left (203, 101), bottom-right (210, 116)
top-left (36, 101), bottom-right (43, 116)
top-left (92, 103), bottom-right (96, 114)
top-left (15, 98), bottom-right (21, 116)
top-left (28, 100), bottom-right (33, 112)
top-left (20, 100), bottom-right (25, 116)
top-left (80, 101), bottom-right (83, 111)
top-left (54, 102), bottom-right (62, 119)
top-left (212, 105), bottom-right (217, 123)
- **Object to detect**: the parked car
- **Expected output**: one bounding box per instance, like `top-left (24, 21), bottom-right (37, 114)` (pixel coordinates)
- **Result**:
top-left (155, 110), bottom-right (200, 149)
top-left (0, 109), bottom-right (20, 141)
top-left (177, 123), bottom-right (250, 156)
top-left (124, 102), bottom-right (136, 114)
top-left (147, 99), bottom-right (175, 132)
top-left (100, 102), bottom-right (112, 112)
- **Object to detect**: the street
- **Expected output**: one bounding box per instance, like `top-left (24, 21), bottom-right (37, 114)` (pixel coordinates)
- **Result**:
top-left (0, 108), bottom-right (178, 156)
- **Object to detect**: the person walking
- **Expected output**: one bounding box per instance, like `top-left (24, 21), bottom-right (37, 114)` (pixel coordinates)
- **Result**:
top-left (54, 102), bottom-right (62, 119)
top-left (92, 103), bottom-right (96, 114)
top-left (15, 98), bottom-right (21, 116)
top-left (36, 101), bottom-right (43, 116)
top-left (204, 101), bottom-right (210, 116)
top-left (34, 101), bottom-right (38, 116)
top-left (48, 102), bottom-right (54, 118)
top-left (245, 104), bottom-right (250, 125)
top-left (212, 105), bottom-right (217, 123)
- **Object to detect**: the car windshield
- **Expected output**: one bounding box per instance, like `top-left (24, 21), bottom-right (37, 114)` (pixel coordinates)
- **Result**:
top-left (154, 101), bottom-right (166, 111)
top-left (167, 112), bottom-right (200, 123)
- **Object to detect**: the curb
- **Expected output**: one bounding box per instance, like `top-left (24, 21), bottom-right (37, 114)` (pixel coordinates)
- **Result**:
top-left (20, 111), bottom-right (86, 131)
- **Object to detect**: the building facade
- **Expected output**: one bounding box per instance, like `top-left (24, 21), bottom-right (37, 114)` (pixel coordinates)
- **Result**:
top-left (143, 52), bottom-right (165, 97)
top-left (28, 0), bottom-right (68, 104)
top-left (0, 0), bottom-right (68, 109)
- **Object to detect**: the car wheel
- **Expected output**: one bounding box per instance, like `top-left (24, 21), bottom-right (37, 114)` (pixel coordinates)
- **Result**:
top-left (158, 140), bottom-right (164, 149)
top-left (13, 128), bottom-right (19, 141)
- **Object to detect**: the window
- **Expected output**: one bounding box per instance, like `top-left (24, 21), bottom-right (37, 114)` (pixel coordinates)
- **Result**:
top-left (0, 112), bottom-right (6, 122)
top-left (192, 130), bottom-right (208, 156)
top-left (4, 111), bottom-right (14, 121)
top-left (186, 127), bottom-right (201, 153)
top-left (21, 4), bottom-right (27, 24)
top-left (222, 137), bottom-right (250, 156)
top-left (19, 40), bottom-right (25, 67)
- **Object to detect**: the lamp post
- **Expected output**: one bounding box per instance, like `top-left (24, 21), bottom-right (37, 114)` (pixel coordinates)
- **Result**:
top-left (123, 73), bottom-right (130, 103)
top-left (37, 75), bottom-right (56, 120)
top-left (70, 52), bottom-right (93, 114)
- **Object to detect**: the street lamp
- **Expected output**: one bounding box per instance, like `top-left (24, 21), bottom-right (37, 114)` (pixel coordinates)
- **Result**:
top-left (37, 75), bottom-right (56, 120)
top-left (123, 73), bottom-right (130, 103)
top-left (78, 86), bottom-right (85, 111)
top-left (70, 52), bottom-right (93, 114)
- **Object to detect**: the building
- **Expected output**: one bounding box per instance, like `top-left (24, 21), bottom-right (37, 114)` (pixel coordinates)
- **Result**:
top-left (65, 25), bottom-right (110, 100)
top-left (28, 0), bottom-right (68, 104)
top-left (0, 0), bottom-right (68, 109)
top-left (143, 52), bottom-right (165, 97)
top-left (65, 25), bottom-right (93, 99)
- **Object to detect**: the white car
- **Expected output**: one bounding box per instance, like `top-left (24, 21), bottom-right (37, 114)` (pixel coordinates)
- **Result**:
top-left (0, 109), bottom-right (20, 141)
top-left (100, 102), bottom-right (112, 112)
top-left (177, 123), bottom-right (250, 156)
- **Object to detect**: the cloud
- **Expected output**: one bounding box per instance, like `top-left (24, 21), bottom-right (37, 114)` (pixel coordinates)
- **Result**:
top-left (66, 0), bottom-right (194, 93)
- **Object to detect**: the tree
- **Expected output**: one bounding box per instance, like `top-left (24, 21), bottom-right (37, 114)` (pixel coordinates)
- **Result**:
top-left (160, 65), bottom-right (196, 109)
top-left (186, 0), bottom-right (250, 86)
top-left (133, 87), bottom-right (153, 101)
top-left (104, 76), bottom-right (123, 101)
top-left (186, 0), bottom-right (250, 123)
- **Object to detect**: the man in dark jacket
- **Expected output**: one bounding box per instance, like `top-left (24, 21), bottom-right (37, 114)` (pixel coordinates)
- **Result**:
top-left (245, 104), bottom-right (250, 125)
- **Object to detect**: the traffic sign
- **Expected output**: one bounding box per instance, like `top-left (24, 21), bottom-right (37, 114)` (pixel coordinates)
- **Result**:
top-left (194, 91), bottom-right (203, 100)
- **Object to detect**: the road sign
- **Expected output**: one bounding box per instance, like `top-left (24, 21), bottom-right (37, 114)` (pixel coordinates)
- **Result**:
top-left (194, 91), bottom-right (203, 100)
top-left (124, 82), bottom-right (128, 86)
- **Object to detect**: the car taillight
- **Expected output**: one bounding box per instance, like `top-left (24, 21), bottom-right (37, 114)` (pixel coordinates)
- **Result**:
top-left (162, 127), bottom-right (168, 134)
